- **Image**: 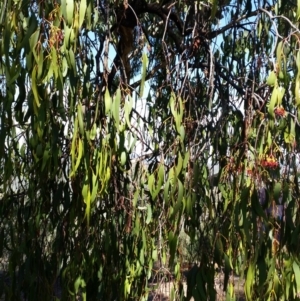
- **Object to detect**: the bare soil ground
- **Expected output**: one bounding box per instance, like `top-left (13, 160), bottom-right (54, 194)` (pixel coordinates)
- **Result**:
top-left (1, 260), bottom-right (245, 301)
top-left (148, 271), bottom-right (245, 301)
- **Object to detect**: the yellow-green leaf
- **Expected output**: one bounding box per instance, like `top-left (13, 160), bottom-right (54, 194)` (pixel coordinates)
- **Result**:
top-left (74, 138), bottom-right (83, 172)
top-left (68, 49), bottom-right (76, 74)
top-left (70, 137), bottom-right (82, 177)
top-left (90, 172), bottom-right (98, 203)
top-left (268, 87), bottom-right (278, 120)
top-left (37, 51), bottom-right (44, 80)
top-left (295, 75), bottom-right (300, 107)
top-left (175, 152), bottom-right (183, 176)
top-left (277, 86), bottom-right (285, 105)
top-left (276, 41), bottom-right (283, 73)
top-left (157, 163), bottom-right (164, 188)
top-left (31, 67), bottom-right (40, 109)
top-left (104, 88), bottom-right (111, 114)
top-left (66, 0), bottom-right (74, 26)
top-left (266, 71), bottom-right (277, 86)
top-left (179, 125), bottom-right (185, 142)
top-left (70, 120), bottom-right (78, 172)
top-left (124, 95), bottom-right (133, 126)
top-left (139, 52), bottom-right (148, 97)
top-left (82, 176), bottom-right (91, 226)
top-left (245, 262), bottom-right (254, 301)
top-left (79, 0), bottom-right (87, 29)
top-left (29, 29), bottom-right (40, 63)
top-left (297, 51), bottom-right (300, 70)
top-left (113, 88), bottom-right (121, 126)
top-left (120, 151), bottom-right (126, 166)
top-left (293, 261), bottom-right (300, 292)
top-left (210, 0), bottom-right (217, 19)
top-left (146, 204), bottom-right (152, 224)
top-left (77, 102), bottom-right (85, 135)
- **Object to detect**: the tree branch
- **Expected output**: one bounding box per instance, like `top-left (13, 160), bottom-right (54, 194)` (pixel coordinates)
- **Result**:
top-left (207, 9), bottom-right (262, 40)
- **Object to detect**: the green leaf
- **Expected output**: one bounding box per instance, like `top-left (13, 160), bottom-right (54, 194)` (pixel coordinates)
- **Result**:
top-left (90, 123), bottom-right (97, 140)
top-left (104, 88), bottom-right (111, 114)
top-left (152, 248), bottom-right (158, 261)
top-left (124, 94), bottom-right (133, 126)
top-left (273, 182), bottom-right (281, 203)
top-left (276, 41), bottom-right (283, 73)
top-left (29, 29), bottom-right (40, 63)
top-left (245, 262), bottom-right (254, 301)
top-left (86, 1), bottom-right (92, 29)
top-left (157, 164), bottom-right (164, 188)
top-left (41, 149), bottom-right (50, 171)
top-left (82, 176), bottom-right (91, 227)
top-left (289, 117), bottom-right (295, 137)
top-left (277, 86), bottom-right (285, 105)
top-left (79, 0), bottom-right (87, 29)
top-left (77, 102), bottom-right (85, 136)
top-left (210, 0), bottom-right (217, 19)
top-left (20, 15), bottom-right (38, 50)
top-left (70, 119), bottom-right (78, 170)
top-left (31, 67), bottom-right (40, 109)
top-left (66, 0), bottom-right (74, 26)
top-left (113, 88), bottom-right (121, 126)
top-left (295, 75), bottom-right (300, 107)
top-left (51, 48), bottom-right (58, 79)
top-left (169, 92), bottom-right (176, 118)
top-left (266, 71), bottom-right (277, 86)
top-left (177, 179), bottom-right (184, 204)
top-left (214, 236), bottom-right (223, 266)
top-left (257, 20), bottom-right (262, 38)
top-left (63, 24), bottom-right (72, 49)
top-left (224, 254), bottom-right (231, 292)
top-left (179, 125), bottom-right (185, 142)
top-left (268, 87), bottom-right (278, 120)
top-left (148, 172), bottom-right (154, 188)
top-left (74, 276), bottom-right (81, 294)
top-left (183, 150), bottom-right (190, 169)
top-left (175, 153), bottom-right (183, 176)
top-left (72, 137), bottom-right (83, 176)
top-left (293, 261), bottom-right (300, 292)
top-left (297, 51), bottom-right (300, 70)
top-left (139, 52), bottom-right (148, 97)
top-left (37, 51), bottom-right (44, 80)
top-left (90, 172), bottom-right (98, 203)
top-left (139, 247), bottom-right (144, 266)
top-left (168, 231), bottom-right (177, 266)
top-left (133, 190), bottom-right (139, 207)
top-left (120, 151), bottom-right (126, 166)
top-left (175, 97), bottom-right (184, 133)
top-left (164, 178), bottom-right (170, 204)
top-left (68, 49), bottom-right (76, 74)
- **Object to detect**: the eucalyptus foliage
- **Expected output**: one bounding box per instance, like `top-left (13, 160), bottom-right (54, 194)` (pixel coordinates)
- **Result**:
top-left (1, 0), bottom-right (300, 300)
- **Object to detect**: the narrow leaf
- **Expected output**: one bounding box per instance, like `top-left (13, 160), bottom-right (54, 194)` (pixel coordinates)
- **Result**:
top-left (146, 204), bottom-right (152, 224)
top-left (104, 88), bottom-right (111, 114)
top-left (139, 52), bottom-right (148, 97)
top-left (79, 0), bottom-right (87, 29)
top-left (66, 0), bottom-right (74, 26)
top-left (245, 262), bottom-right (254, 301)
top-left (31, 67), bottom-right (40, 108)
top-left (77, 102), bottom-right (85, 136)
top-left (293, 261), bottom-right (300, 292)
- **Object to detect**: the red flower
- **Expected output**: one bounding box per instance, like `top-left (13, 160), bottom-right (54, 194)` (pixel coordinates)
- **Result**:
top-left (261, 155), bottom-right (279, 169)
top-left (274, 107), bottom-right (286, 117)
